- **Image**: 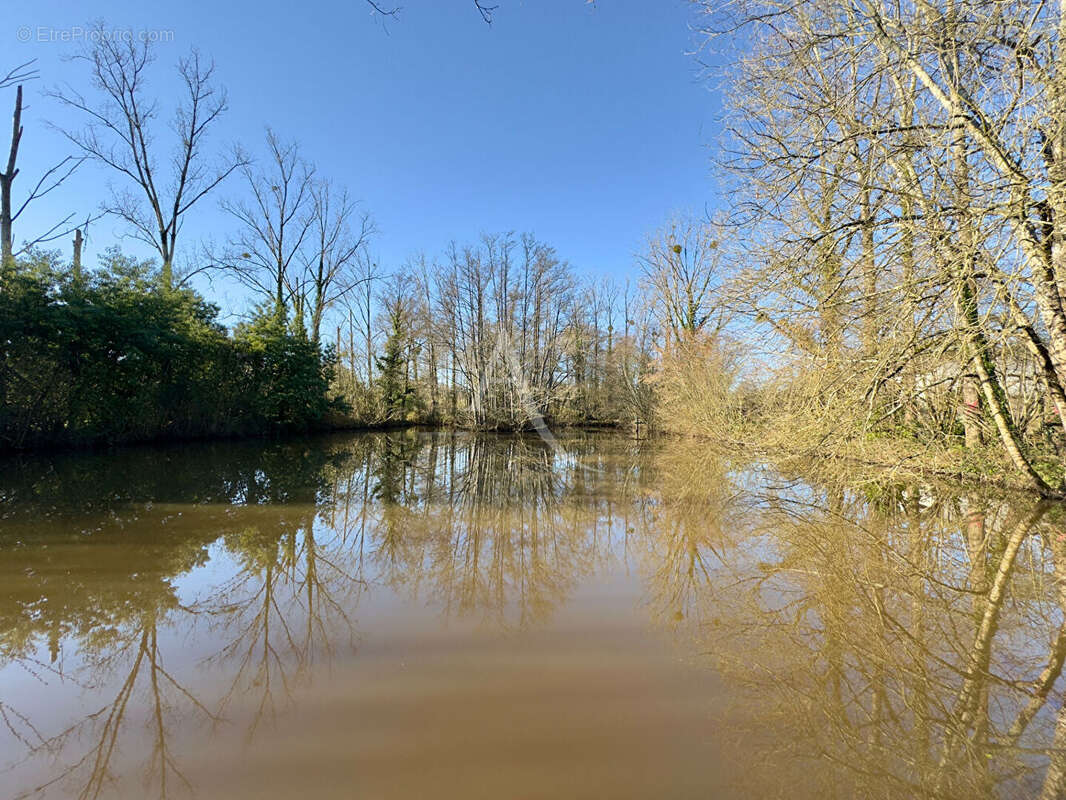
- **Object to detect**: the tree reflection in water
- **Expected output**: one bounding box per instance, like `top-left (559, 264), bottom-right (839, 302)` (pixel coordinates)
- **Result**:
top-left (644, 444), bottom-right (1066, 799)
top-left (0, 432), bottom-right (1065, 798)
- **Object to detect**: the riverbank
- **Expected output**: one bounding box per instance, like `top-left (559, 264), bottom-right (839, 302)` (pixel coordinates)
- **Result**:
top-left (674, 428), bottom-right (1066, 499)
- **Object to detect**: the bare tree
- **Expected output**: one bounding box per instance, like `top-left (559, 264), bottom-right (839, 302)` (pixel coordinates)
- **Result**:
top-left (688, 0), bottom-right (1066, 493)
top-left (299, 179), bottom-right (374, 344)
top-left (50, 35), bottom-right (245, 288)
top-left (423, 233), bottom-right (577, 427)
top-left (0, 61), bottom-right (85, 267)
top-left (354, 253), bottom-right (383, 383)
top-left (639, 214), bottom-right (729, 348)
top-left (216, 129), bottom-right (314, 320)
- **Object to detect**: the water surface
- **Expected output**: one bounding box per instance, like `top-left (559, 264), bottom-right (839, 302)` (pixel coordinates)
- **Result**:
top-left (1, 430), bottom-right (1065, 798)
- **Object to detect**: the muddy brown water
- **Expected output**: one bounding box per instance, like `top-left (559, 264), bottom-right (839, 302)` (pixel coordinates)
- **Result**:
top-left (1, 430), bottom-right (1064, 798)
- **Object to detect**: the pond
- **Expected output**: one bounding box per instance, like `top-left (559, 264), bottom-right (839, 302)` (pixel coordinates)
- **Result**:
top-left (0, 429), bottom-right (1064, 799)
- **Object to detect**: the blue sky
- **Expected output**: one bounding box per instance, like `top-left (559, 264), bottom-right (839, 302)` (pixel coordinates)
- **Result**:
top-left (8, 0), bottom-right (724, 316)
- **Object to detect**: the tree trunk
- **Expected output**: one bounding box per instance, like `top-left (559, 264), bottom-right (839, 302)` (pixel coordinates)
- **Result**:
top-left (72, 228), bottom-right (83, 280)
top-left (1, 85), bottom-right (23, 269)
top-left (960, 374), bottom-right (983, 449)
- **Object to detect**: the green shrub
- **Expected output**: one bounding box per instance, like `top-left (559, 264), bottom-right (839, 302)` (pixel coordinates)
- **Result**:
top-left (0, 251), bottom-right (336, 449)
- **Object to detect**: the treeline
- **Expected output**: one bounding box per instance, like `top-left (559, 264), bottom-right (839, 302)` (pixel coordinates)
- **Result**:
top-left (0, 35), bottom-right (660, 449)
top-left (334, 233), bottom-right (655, 429)
top-left (0, 19), bottom-right (679, 453)
top-left (0, 224), bottom-right (658, 449)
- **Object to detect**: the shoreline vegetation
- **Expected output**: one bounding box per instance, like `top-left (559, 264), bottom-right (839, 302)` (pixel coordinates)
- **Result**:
top-left (0, 243), bottom-right (645, 452)
top-left (9, 2), bottom-right (1066, 503)
top-left (650, 337), bottom-right (1066, 499)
